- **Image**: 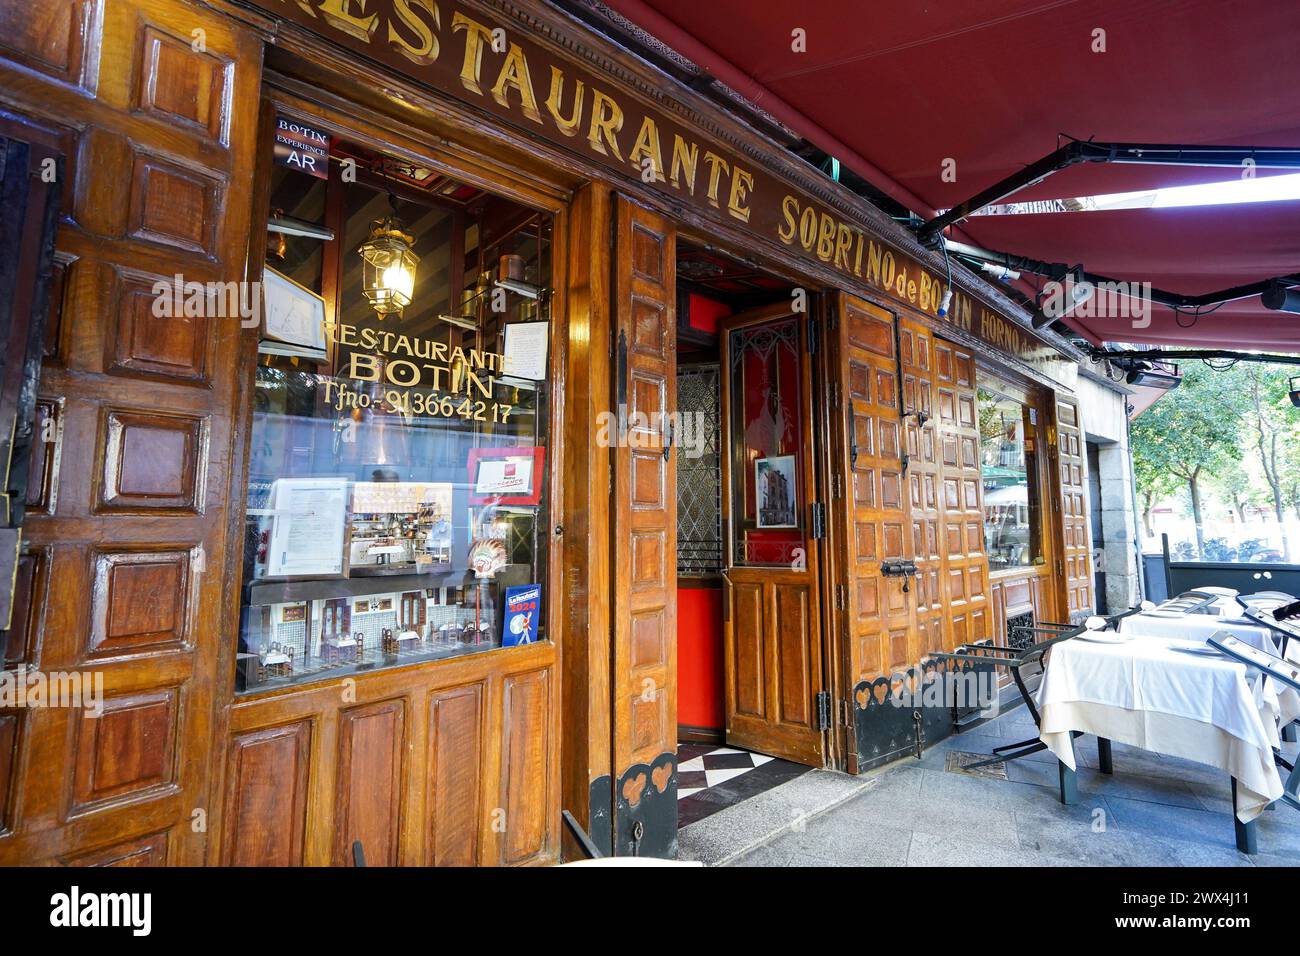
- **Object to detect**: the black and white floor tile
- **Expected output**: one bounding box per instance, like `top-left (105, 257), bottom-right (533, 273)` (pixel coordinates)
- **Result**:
top-left (676, 743), bottom-right (810, 827)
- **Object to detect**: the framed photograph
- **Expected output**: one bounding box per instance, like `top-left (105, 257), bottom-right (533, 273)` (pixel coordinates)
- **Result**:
top-left (262, 266), bottom-right (327, 357)
top-left (264, 476), bottom-right (351, 578)
top-left (467, 446), bottom-right (545, 506)
top-left (754, 455), bottom-right (798, 528)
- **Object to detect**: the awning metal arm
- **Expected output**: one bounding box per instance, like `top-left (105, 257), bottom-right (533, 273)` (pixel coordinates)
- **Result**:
top-left (1091, 348), bottom-right (1300, 367)
top-left (945, 238), bottom-right (1300, 312)
top-left (915, 139), bottom-right (1300, 244)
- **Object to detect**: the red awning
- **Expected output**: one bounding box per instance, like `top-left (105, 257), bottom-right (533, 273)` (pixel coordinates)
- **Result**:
top-left (605, 0), bottom-right (1300, 350)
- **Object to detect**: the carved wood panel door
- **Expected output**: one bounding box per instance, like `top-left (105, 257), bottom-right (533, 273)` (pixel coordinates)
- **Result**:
top-left (720, 304), bottom-right (825, 768)
top-left (1054, 394), bottom-right (1095, 620)
top-left (931, 339), bottom-right (990, 649)
top-left (898, 317), bottom-right (943, 659)
top-left (610, 196), bottom-right (678, 857)
top-left (830, 296), bottom-right (915, 735)
top-left (0, 0), bottom-right (263, 865)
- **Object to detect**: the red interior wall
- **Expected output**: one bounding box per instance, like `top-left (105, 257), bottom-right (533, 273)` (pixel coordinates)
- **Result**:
top-left (677, 585), bottom-right (724, 731)
top-left (687, 292), bottom-right (731, 334)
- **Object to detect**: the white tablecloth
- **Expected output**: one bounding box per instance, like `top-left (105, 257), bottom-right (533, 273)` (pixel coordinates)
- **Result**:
top-left (1120, 611), bottom-right (1300, 736)
top-left (1038, 631), bottom-right (1284, 821)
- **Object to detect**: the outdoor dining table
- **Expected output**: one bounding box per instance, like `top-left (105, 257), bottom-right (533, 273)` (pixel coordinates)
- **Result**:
top-left (1036, 624), bottom-right (1289, 853)
top-left (1118, 608), bottom-right (1300, 744)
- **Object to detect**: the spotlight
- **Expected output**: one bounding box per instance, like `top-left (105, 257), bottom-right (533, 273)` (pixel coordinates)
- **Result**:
top-left (1289, 375), bottom-right (1300, 408)
top-left (1262, 283), bottom-right (1300, 314)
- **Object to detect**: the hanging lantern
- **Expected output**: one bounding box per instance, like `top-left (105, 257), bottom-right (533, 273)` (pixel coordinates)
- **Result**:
top-left (358, 215), bottom-right (418, 317)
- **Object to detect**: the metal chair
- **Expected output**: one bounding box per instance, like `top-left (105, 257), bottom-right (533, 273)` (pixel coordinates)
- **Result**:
top-left (932, 605), bottom-right (1147, 770)
top-left (1207, 632), bottom-right (1300, 817)
top-left (1159, 590), bottom-right (1225, 615)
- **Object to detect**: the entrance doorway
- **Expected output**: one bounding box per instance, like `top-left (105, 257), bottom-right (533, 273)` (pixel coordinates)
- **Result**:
top-left (673, 242), bottom-right (829, 791)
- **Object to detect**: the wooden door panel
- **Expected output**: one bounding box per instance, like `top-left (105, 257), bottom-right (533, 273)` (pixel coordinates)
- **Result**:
top-left (933, 339), bottom-right (989, 649)
top-left (220, 642), bottom-right (558, 866)
top-left (498, 667), bottom-right (552, 865)
top-left (835, 295), bottom-right (915, 690)
top-left (833, 299), bottom-right (993, 770)
top-left (427, 682), bottom-right (484, 867)
top-left (610, 196), bottom-right (677, 857)
top-left (334, 700), bottom-right (405, 867)
top-left (1055, 395), bottom-right (1094, 619)
top-left (773, 581), bottom-right (814, 727)
top-left (222, 722), bottom-right (311, 867)
top-left (728, 580), bottom-right (766, 719)
top-left (720, 307), bottom-right (825, 768)
top-left (0, 0), bottom-right (263, 866)
top-left (900, 319), bottom-right (943, 659)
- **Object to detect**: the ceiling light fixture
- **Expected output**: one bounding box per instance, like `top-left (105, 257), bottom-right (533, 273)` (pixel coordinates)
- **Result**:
top-left (357, 160), bottom-right (420, 319)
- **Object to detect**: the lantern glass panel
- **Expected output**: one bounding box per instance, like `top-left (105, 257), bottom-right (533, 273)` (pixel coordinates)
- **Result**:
top-left (360, 225), bottom-right (418, 314)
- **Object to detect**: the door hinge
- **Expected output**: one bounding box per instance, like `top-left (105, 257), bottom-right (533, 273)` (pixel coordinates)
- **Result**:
top-left (808, 316), bottom-right (818, 354)
top-left (840, 698), bottom-right (853, 727)
top-left (810, 501), bottom-right (826, 539)
top-left (835, 582), bottom-right (847, 612)
top-left (816, 690), bottom-right (832, 731)
top-left (830, 380), bottom-right (841, 409)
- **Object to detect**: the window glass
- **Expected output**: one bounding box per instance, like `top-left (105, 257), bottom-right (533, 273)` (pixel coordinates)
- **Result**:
top-left (978, 379), bottom-right (1042, 571)
top-left (238, 144), bottom-right (551, 693)
top-left (726, 318), bottom-right (805, 567)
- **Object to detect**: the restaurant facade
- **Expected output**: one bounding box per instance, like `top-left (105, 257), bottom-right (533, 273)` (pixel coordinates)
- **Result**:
top-left (0, 0), bottom-right (1134, 865)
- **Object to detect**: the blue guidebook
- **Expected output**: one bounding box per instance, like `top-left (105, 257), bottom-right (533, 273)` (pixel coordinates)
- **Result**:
top-left (502, 584), bottom-right (542, 646)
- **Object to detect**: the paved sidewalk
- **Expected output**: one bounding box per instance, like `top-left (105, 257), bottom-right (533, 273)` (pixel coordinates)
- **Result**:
top-left (725, 708), bottom-right (1300, 867)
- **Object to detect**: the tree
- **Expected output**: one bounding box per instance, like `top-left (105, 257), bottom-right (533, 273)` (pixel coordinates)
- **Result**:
top-left (1208, 456), bottom-right (1261, 525)
top-left (1130, 362), bottom-right (1246, 555)
top-left (1131, 434), bottom-right (1180, 540)
top-left (1236, 363), bottom-right (1300, 561)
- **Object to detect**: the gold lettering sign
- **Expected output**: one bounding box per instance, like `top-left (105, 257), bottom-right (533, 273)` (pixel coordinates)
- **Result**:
top-left (264, 0), bottom-right (1051, 364)
top-left (323, 321), bottom-right (514, 424)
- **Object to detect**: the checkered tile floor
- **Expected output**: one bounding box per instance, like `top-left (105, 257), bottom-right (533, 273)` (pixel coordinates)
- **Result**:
top-left (677, 746), bottom-right (778, 798)
top-left (676, 743), bottom-right (811, 827)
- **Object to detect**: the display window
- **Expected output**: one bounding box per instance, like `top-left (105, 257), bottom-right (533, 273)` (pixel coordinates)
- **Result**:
top-left (238, 123), bottom-right (553, 692)
top-left (977, 375), bottom-right (1043, 571)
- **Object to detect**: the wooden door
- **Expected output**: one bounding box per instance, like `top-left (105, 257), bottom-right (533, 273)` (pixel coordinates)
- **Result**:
top-left (610, 196), bottom-right (678, 857)
top-left (831, 295), bottom-right (916, 700)
top-left (931, 339), bottom-right (990, 649)
top-left (899, 318), bottom-right (943, 658)
top-left (0, 0), bottom-right (264, 865)
top-left (720, 304), bottom-right (825, 767)
top-left (1054, 394), bottom-right (1095, 620)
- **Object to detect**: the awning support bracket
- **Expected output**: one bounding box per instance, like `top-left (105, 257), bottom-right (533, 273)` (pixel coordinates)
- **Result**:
top-left (914, 138), bottom-right (1300, 245)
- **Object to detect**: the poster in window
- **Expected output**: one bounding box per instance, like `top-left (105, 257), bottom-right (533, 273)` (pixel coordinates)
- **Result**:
top-left (262, 266), bottom-right (327, 357)
top-left (502, 584), bottom-right (541, 647)
top-left (265, 477), bottom-right (350, 578)
top-left (467, 446), bottom-right (545, 505)
top-left (502, 321), bottom-right (549, 381)
top-left (273, 114), bottom-right (330, 179)
top-left (754, 455), bottom-right (798, 528)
